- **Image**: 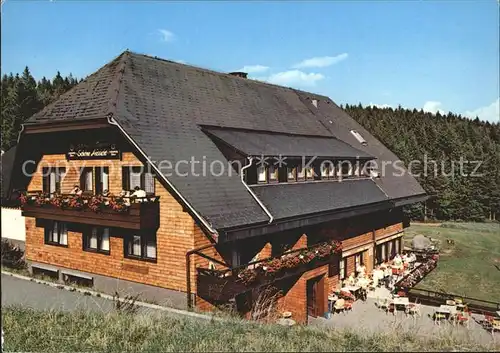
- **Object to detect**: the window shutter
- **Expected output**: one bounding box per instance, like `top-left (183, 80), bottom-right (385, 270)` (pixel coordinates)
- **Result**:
top-left (122, 167), bottom-right (130, 191)
top-left (42, 168), bottom-right (50, 193)
top-left (95, 167), bottom-right (102, 194)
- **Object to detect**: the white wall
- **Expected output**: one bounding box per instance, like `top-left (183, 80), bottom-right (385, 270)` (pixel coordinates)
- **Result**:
top-left (1, 207), bottom-right (26, 242)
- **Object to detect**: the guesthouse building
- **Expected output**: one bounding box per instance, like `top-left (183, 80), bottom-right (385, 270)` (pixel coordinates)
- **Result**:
top-left (6, 51), bottom-right (427, 323)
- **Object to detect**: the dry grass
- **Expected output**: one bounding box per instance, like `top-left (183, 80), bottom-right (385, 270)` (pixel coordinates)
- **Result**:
top-left (2, 306), bottom-right (499, 352)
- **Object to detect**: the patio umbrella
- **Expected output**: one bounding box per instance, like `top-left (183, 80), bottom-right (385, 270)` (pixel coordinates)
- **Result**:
top-left (412, 234), bottom-right (431, 250)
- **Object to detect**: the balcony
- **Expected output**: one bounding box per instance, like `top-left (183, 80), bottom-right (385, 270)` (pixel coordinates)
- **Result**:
top-left (196, 240), bottom-right (342, 302)
top-left (21, 192), bottom-right (159, 230)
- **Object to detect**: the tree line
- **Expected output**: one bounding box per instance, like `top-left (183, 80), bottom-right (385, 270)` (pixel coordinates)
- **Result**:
top-left (345, 104), bottom-right (500, 222)
top-left (1, 67), bottom-right (80, 151)
top-left (1, 67), bottom-right (499, 222)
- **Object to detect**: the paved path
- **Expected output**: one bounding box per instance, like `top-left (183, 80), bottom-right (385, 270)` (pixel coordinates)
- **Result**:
top-left (310, 297), bottom-right (498, 346)
top-left (2, 274), bottom-right (117, 313)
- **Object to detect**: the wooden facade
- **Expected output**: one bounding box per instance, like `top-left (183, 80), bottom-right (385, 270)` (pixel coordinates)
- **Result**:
top-left (18, 126), bottom-right (407, 324)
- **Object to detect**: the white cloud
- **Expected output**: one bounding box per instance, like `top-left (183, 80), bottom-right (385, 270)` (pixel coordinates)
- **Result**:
top-left (256, 70), bottom-right (325, 87)
top-left (423, 101), bottom-right (446, 114)
top-left (292, 53), bottom-right (348, 69)
top-left (235, 65), bottom-right (269, 73)
top-left (158, 29), bottom-right (175, 42)
top-left (464, 98), bottom-right (500, 123)
top-left (174, 59), bottom-right (186, 64)
top-left (369, 102), bottom-right (393, 109)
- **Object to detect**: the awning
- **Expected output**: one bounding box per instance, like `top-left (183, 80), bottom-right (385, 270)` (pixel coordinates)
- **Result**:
top-left (204, 127), bottom-right (374, 159)
top-left (375, 231), bottom-right (404, 245)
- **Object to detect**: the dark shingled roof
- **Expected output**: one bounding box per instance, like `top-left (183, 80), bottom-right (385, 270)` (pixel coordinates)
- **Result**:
top-left (22, 51), bottom-right (426, 231)
top-left (204, 127), bottom-right (374, 159)
top-left (251, 179), bottom-right (389, 220)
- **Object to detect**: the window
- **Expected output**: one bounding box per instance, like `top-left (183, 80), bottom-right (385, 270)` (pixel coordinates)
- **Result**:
top-left (268, 165), bottom-right (278, 182)
top-left (321, 162), bottom-right (335, 180)
top-left (350, 130), bottom-right (367, 145)
top-left (122, 167), bottom-right (155, 194)
top-left (297, 164), bottom-right (305, 181)
top-left (79, 167), bottom-right (109, 194)
top-left (42, 167), bottom-right (66, 195)
top-left (305, 166), bottom-right (314, 180)
top-left (44, 221), bottom-right (68, 246)
top-left (355, 253), bottom-right (362, 271)
top-left (257, 165), bottom-right (267, 183)
top-left (95, 167), bottom-right (110, 194)
top-left (339, 161), bottom-right (352, 178)
top-left (364, 160), bottom-right (378, 178)
top-left (339, 258), bottom-right (347, 280)
top-left (83, 227), bottom-right (110, 254)
top-left (125, 232), bottom-right (157, 261)
top-left (287, 167), bottom-right (296, 181)
top-left (80, 167), bottom-right (94, 192)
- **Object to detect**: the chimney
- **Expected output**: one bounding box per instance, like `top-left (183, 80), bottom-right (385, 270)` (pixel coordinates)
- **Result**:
top-left (229, 71), bottom-right (248, 79)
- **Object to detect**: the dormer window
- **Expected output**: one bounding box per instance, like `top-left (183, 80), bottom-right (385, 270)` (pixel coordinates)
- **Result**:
top-left (297, 165), bottom-right (305, 181)
top-left (287, 166), bottom-right (296, 182)
top-left (269, 165), bottom-right (278, 182)
top-left (257, 165), bottom-right (267, 183)
top-left (351, 130), bottom-right (367, 145)
top-left (321, 162), bottom-right (335, 180)
top-left (305, 166), bottom-right (314, 180)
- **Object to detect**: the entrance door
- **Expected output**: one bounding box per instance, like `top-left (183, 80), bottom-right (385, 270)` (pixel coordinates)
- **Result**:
top-left (306, 275), bottom-right (326, 317)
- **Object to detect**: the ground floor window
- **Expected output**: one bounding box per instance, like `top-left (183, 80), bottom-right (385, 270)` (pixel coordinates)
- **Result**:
top-left (339, 258), bottom-right (347, 280)
top-left (376, 238), bottom-right (403, 264)
top-left (44, 221), bottom-right (68, 246)
top-left (83, 226), bottom-right (110, 254)
top-left (124, 231), bottom-right (157, 261)
top-left (354, 253), bottom-right (363, 276)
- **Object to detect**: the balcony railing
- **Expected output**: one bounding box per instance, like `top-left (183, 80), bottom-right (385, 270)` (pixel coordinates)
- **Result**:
top-left (21, 192), bottom-right (160, 230)
top-left (196, 240), bottom-right (342, 302)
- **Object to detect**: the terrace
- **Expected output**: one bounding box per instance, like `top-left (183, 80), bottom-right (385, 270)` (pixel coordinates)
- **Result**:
top-left (195, 239), bottom-right (342, 303)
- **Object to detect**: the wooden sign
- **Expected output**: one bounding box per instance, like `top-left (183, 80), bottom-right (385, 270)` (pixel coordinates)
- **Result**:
top-left (67, 142), bottom-right (121, 160)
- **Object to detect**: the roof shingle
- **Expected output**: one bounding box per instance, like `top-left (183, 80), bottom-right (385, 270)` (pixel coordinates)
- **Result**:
top-left (23, 51), bottom-right (426, 230)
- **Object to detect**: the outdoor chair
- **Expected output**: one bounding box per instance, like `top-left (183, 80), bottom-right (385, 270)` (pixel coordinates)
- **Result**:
top-left (344, 300), bottom-right (354, 313)
top-left (455, 310), bottom-right (471, 329)
top-left (377, 297), bottom-right (390, 313)
top-left (433, 311), bottom-right (447, 325)
top-left (333, 299), bottom-right (345, 315)
top-left (406, 300), bottom-right (421, 318)
top-left (482, 314), bottom-right (495, 329)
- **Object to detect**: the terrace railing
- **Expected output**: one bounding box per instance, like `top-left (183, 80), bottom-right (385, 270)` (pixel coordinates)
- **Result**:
top-left (196, 240), bottom-right (342, 302)
top-left (407, 287), bottom-right (500, 315)
top-left (21, 191), bottom-right (160, 230)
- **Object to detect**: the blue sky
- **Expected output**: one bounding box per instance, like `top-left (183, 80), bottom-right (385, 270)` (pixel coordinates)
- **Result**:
top-left (2, 0), bottom-right (499, 122)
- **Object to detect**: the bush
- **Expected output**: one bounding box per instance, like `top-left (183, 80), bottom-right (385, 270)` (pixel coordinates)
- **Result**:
top-left (1, 240), bottom-right (26, 269)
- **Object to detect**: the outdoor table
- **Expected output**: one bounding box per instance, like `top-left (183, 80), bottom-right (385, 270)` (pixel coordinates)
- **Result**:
top-left (341, 286), bottom-right (361, 298)
top-left (437, 305), bottom-right (457, 319)
top-left (392, 297), bottom-right (409, 306)
top-left (328, 295), bottom-right (338, 312)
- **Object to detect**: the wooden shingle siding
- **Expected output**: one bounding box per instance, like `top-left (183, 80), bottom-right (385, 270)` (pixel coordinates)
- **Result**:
top-left (341, 231), bottom-right (373, 251)
top-left (25, 152), bottom-right (199, 293)
top-left (375, 222), bottom-right (403, 240)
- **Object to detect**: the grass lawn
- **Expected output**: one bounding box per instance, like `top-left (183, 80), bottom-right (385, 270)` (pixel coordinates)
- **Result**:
top-left (404, 222), bottom-right (500, 302)
top-left (3, 306), bottom-right (499, 352)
